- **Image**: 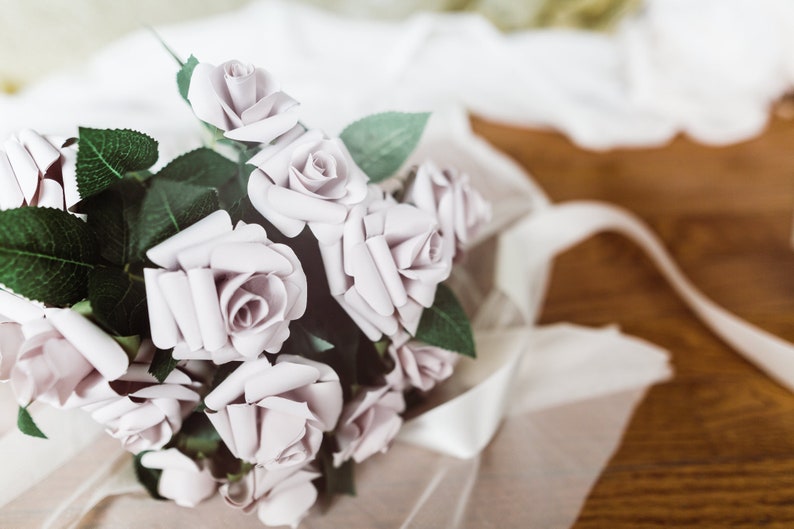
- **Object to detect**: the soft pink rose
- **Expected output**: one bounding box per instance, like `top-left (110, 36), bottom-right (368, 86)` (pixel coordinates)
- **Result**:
top-left (140, 448), bottom-right (218, 508)
top-left (0, 129), bottom-right (78, 211)
top-left (187, 60), bottom-right (299, 144)
top-left (204, 355), bottom-right (342, 470)
top-left (79, 341), bottom-right (200, 454)
top-left (387, 332), bottom-right (458, 392)
top-left (333, 384), bottom-right (405, 466)
top-left (248, 129), bottom-right (368, 243)
top-left (145, 210), bottom-right (307, 361)
top-left (320, 193), bottom-right (453, 340)
top-left (405, 161), bottom-right (491, 256)
top-left (9, 308), bottom-right (129, 408)
top-left (221, 465), bottom-right (320, 528)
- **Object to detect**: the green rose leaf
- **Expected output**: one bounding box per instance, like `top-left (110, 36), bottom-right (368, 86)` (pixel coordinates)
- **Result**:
top-left (132, 179), bottom-right (219, 261)
top-left (173, 413), bottom-right (223, 459)
top-left (154, 148), bottom-right (237, 188)
top-left (152, 147), bottom-right (245, 208)
top-left (339, 112), bottom-right (430, 183)
top-left (76, 127), bottom-right (159, 200)
top-left (134, 451), bottom-right (165, 500)
top-left (319, 440), bottom-right (355, 496)
top-left (88, 266), bottom-right (149, 337)
top-left (414, 284), bottom-right (476, 358)
top-left (17, 406), bottom-right (47, 439)
top-left (177, 54), bottom-right (199, 103)
top-left (82, 178), bottom-right (146, 266)
top-left (0, 207), bottom-right (97, 306)
top-left (149, 347), bottom-right (179, 384)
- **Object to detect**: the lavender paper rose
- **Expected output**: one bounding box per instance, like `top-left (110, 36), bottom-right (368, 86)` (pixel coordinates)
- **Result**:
top-left (188, 60), bottom-right (299, 144)
top-left (320, 193), bottom-right (453, 340)
top-left (221, 464), bottom-right (320, 528)
top-left (248, 129), bottom-right (368, 243)
top-left (0, 129), bottom-right (78, 211)
top-left (333, 384), bottom-right (405, 466)
top-left (9, 308), bottom-right (129, 408)
top-left (140, 448), bottom-right (218, 508)
top-left (144, 210), bottom-right (307, 361)
top-left (387, 332), bottom-right (458, 392)
top-left (204, 355), bottom-right (342, 470)
top-left (405, 161), bottom-right (491, 257)
top-left (78, 341), bottom-right (201, 454)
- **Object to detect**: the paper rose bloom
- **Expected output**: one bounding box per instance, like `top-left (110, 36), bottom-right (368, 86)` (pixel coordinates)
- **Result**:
top-left (406, 161), bottom-right (491, 255)
top-left (204, 355), bottom-right (343, 470)
top-left (387, 332), bottom-right (458, 392)
top-left (333, 384), bottom-right (406, 466)
top-left (320, 196), bottom-right (453, 340)
top-left (248, 129), bottom-right (368, 243)
top-left (144, 210), bottom-right (307, 360)
top-left (0, 129), bottom-right (78, 211)
top-left (140, 449), bottom-right (217, 508)
top-left (79, 342), bottom-right (201, 454)
top-left (9, 308), bottom-right (129, 408)
top-left (221, 465), bottom-right (320, 528)
top-left (188, 60), bottom-right (299, 144)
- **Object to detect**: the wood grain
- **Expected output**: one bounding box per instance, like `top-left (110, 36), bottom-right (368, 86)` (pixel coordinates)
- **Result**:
top-left (471, 115), bottom-right (794, 528)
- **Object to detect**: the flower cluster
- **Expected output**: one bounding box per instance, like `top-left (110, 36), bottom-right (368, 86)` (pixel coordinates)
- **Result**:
top-left (0, 58), bottom-right (489, 528)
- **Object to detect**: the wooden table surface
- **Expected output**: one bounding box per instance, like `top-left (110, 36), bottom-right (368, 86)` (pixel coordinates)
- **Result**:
top-left (472, 114), bottom-right (794, 528)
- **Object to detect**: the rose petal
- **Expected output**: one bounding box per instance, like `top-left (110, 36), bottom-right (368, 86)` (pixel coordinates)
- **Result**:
top-left (226, 403), bottom-right (260, 462)
top-left (319, 241), bottom-right (348, 296)
top-left (17, 129), bottom-right (60, 176)
top-left (187, 268), bottom-right (227, 351)
top-left (341, 289), bottom-right (398, 340)
top-left (0, 152), bottom-right (24, 209)
top-left (255, 129), bottom-right (323, 183)
top-left (365, 235), bottom-right (408, 308)
top-left (5, 138), bottom-right (39, 204)
top-left (256, 409), bottom-right (314, 468)
top-left (204, 358), bottom-right (272, 410)
top-left (224, 112), bottom-right (298, 144)
top-left (267, 185), bottom-right (348, 224)
top-left (45, 308), bottom-right (128, 380)
top-left (0, 289), bottom-right (44, 323)
top-left (244, 362), bottom-right (320, 402)
top-left (188, 63), bottom-right (233, 131)
top-left (131, 384), bottom-right (199, 402)
top-left (224, 61), bottom-right (257, 115)
top-left (144, 268), bottom-right (181, 350)
top-left (147, 210), bottom-right (233, 270)
top-left (241, 90), bottom-right (297, 124)
top-left (176, 222), bottom-right (267, 270)
top-left (248, 173), bottom-right (307, 237)
top-left (257, 478), bottom-right (318, 529)
top-left (348, 241), bottom-right (393, 317)
top-left (157, 272), bottom-right (203, 352)
top-left (211, 242), bottom-right (294, 275)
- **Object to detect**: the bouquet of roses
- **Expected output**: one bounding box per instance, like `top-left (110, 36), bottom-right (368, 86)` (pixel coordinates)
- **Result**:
top-left (0, 54), bottom-right (490, 527)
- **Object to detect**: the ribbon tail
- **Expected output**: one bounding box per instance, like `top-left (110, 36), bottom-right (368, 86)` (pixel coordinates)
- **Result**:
top-left (502, 201), bottom-right (794, 392)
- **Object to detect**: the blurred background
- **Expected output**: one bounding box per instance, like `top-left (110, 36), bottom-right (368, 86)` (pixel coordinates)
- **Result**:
top-left (3, 2), bottom-right (794, 528)
top-left (0, 0), bottom-right (637, 92)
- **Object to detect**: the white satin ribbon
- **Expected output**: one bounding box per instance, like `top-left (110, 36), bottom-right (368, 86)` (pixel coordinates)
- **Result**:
top-left (504, 201), bottom-right (794, 392)
top-left (400, 200), bottom-right (794, 458)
